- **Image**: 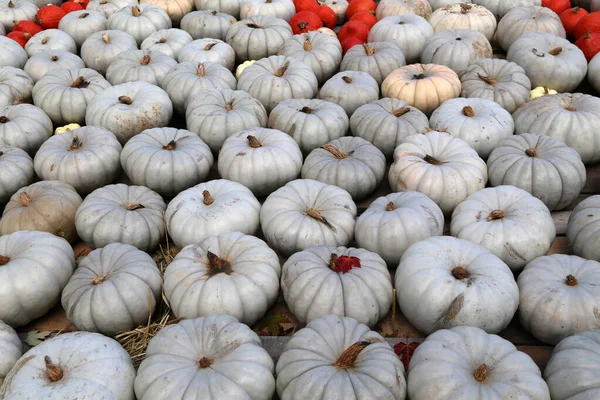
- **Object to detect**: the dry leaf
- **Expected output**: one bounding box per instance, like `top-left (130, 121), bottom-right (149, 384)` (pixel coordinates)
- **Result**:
top-left (24, 330), bottom-right (52, 347)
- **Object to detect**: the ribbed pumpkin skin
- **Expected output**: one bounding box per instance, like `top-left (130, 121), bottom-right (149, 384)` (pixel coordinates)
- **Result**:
top-left (590, 53), bottom-right (600, 93)
top-left (105, 49), bottom-right (177, 86)
top-left (87, 0), bottom-right (137, 17)
top-left (58, 10), bottom-right (107, 48)
top-left (0, 36), bottom-right (28, 69)
top-left (421, 29), bottom-right (492, 74)
top-left (0, 146), bottom-right (34, 209)
top-left (368, 15), bottom-right (434, 64)
top-left (25, 29), bottom-right (77, 57)
top-left (24, 50), bottom-right (86, 83)
top-left (0, 0), bottom-right (38, 32)
top-left (428, 3), bottom-right (497, 42)
top-left (496, 5), bottom-right (566, 51)
top-left (568, 195), bottom-right (600, 261)
top-left (0, 67), bottom-right (33, 107)
top-left (106, 4), bottom-right (172, 46)
top-left (0, 104), bottom-right (53, 155)
top-left (180, 10), bottom-right (236, 41)
top-left (471, 0), bottom-right (542, 19)
top-left (0, 320), bottom-right (22, 385)
top-left (140, 28), bottom-right (193, 59)
top-left (226, 15), bottom-right (293, 62)
top-left (80, 30), bottom-right (138, 75)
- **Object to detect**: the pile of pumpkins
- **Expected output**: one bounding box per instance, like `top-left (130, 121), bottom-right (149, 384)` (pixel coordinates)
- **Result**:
top-left (3, 0), bottom-right (600, 398)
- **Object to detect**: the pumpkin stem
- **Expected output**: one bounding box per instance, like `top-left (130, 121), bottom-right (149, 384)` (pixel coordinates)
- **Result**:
top-left (69, 136), bottom-right (83, 151)
top-left (303, 38), bottom-right (312, 51)
top-left (90, 275), bottom-right (109, 285)
top-left (413, 73), bottom-right (425, 80)
top-left (0, 255), bottom-right (9, 266)
top-left (197, 63), bottom-right (206, 76)
top-left (341, 76), bottom-right (353, 84)
top-left (275, 65), bottom-right (288, 77)
top-left (0, 151), bottom-right (3, 157)
top-left (476, 73), bottom-right (496, 85)
top-left (474, 364), bottom-right (488, 382)
top-left (584, 30), bottom-right (591, 39)
top-left (306, 207), bottom-right (336, 232)
top-left (163, 140), bottom-right (176, 150)
top-left (79, 12), bottom-right (89, 18)
top-left (157, 37), bottom-right (167, 44)
top-left (300, 106), bottom-right (312, 114)
top-left (363, 43), bottom-right (374, 56)
top-left (572, 7), bottom-right (580, 12)
top-left (203, 42), bottom-right (217, 51)
top-left (335, 341), bottom-right (372, 368)
top-left (247, 135), bottom-right (262, 148)
top-left (320, 144), bottom-right (348, 159)
top-left (487, 209), bottom-right (504, 220)
top-left (41, 38), bottom-right (48, 45)
top-left (452, 266), bottom-right (469, 279)
top-left (125, 203), bottom-right (145, 211)
top-left (532, 48), bottom-right (546, 58)
top-left (19, 192), bottom-right (32, 207)
top-left (297, 22), bottom-right (309, 30)
top-left (225, 99), bottom-right (234, 111)
top-left (140, 54), bottom-right (151, 65)
top-left (202, 190), bottom-right (214, 205)
top-left (70, 76), bottom-right (89, 88)
top-left (564, 104), bottom-right (577, 111)
top-left (266, 0), bottom-right (272, 3)
top-left (549, 47), bottom-right (562, 56)
top-left (392, 107), bottom-right (410, 117)
top-left (132, 5), bottom-right (140, 16)
top-left (8, 1), bottom-right (14, 7)
top-left (462, 106), bottom-right (475, 117)
top-left (460, 3), bottom-right (471, 13)
top-left (102, 33), bottom-right (110, 44)
top-left (210, 10), bottom-right (217, 15)
top-left (386, 201), bottom-right (395, 211)
top-left (198, 356), bottom-right (213, 368)
top-left (525, 148), bottom-right (537, 157)
top-left (44, 356), bottom-right (63, 382)
top-left (543, 87), bottom-right (550, 94)
top-left (246, 23), bottom-right (261, 28)
top-left (119, 96), bottom-right (133, 105)
top-left (423, 154), bottom-right (443, 165)
top-left (51, 55), bottom-right (59, 62)
top-left (206, 251), bottom-right (233, 276)
top-left (566, 274), bottom-right (578, 286)
top-left (0, 116), bottom-right (8, 123)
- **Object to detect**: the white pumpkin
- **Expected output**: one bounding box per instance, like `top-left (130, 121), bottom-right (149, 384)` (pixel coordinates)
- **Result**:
top-left (0, 146), bottom-right (34, 208)
top-left (488, 133), bottom-right (586, 211)
top-left (0, 67), bottom-right (33, 106)
top-left (459, 58), bottom-right (532, 113)
top-left (62, 243), bottom-right (162, 336)
top-left (568, 196), bottom-right (600, 261)
top-left (135, 315), bottom-right (275, 400)
top-left (428, 3), bottom-right (497, 42)
top-left (226, 15), bottom-right (293, 62)
top-left (496, 6), bottom-right (566, 51)
top-left (0, 181), bottom-right (83, 243)
top-left (80, 30), bottom-right (138, 76)
top-left (240, 0), bottom-right (295, 21)
top-left (186, 88), bottom-right (268, 152)
top-left (85, 81), bottom-right (173, 145)
top-left (33, 126), bottom-right (122, 195)
top-left (180, 10), bottom-right (236, 41)
top-left (58, 10), bottom-right (107, 48)
top-left (429, 97), bottom-right (514, 159)
top-left (301, 136), bottom-right (386, 200)
top-left (421, 29), bottom-right (492, 73)
top-left (0, 0), bottom-right (37, 32)
top-left (121, 127), bottom-right (214, 197)
top-left (282, 246), bottom-right (393, 327)
top-left (195, 0), bottom-right (242, 18)
top-left (429, 0), bottom-right (472, 10)
top-left (218, 127), bottom-right (303, 196)
top-left (376, 0), bottom-right (432, 19)
top-left (0, 331), bottom-right (135, 399)
top-left (0, 230), bottom-right (75, 327)
top-left (164, 232), bottom-right (280, 325)
top-left (396, 236), bottom-right (519, 334)
top-left (140, 0), bottom-right (194, 25)
top-left (340, 42), bottom-right (406, 86)
top-left (589, 53), bottom-right (600, 93)
top-left (451, 185), bottom-right (556, 271)
top-left (165, 179), bottom-right (261, 249)
top-left (107, 4), bottom-right (172, 46)
top-left (355, 192), bottom-right (444, 267)
top-left (388, 130), bottom-right (487, 215)
top-left (276, 315), bottom-right (407, 400)
top-left (140, 28), bottom-right (193, 59)
top-left (368, 15), bottom-right (434, 64)
top-left (86, 0), bottom-right (138, 17)
top-left (518, 255), bottom-right (600, 345)
top-left (350, 98), bottom-right (429, 159)
top-left (0, 320), bottom-right (21, 385)
top-left (32, 68), bottom-right (111, 126)
top-left (25, 29), bottom-right (77, 57)
top-left (106, 50), bottom-right (177, 86)
top-left (24, 50), bottom-right (86, 83)
top-left (0, 103), bottom-right (52, 155)
top-left (0, 36), bottom-right (27, 69)
top-left (471, 0), bottom-right (542, 19)
top-left (75, 184), bottom-right (166, 252)
top-left (319, 71), bottom-right (379, 117)
top-left (408, 326), bottom-right (550, 400)
top-left (260, 179), bottom-right (357, 255)
top-left (177, 38), bottom-right (236, 70)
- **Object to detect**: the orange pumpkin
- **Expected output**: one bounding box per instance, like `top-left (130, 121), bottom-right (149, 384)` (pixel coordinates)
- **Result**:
top-left (542, 0), bottom-right (572, 14)
top-left (574, 12), bottom-right (600, 39)
top-left (575, 30), bottom-right (600, 60)
top-left (6, 31), bottom-right (31, 48)
top-left (346, 0), bottom-right (376, 19)
top-left (561, 7), bottom-right (589, 38)
top-left (11, 20), bottom-right (43, 36)
top-left (349, 10), bottom-right (376, 29)
top-left (290, 11), bottom-right (323, 34)
top-left (341, 36), bottom-right (363, 53)
top-left (316, 5), bottom-right (336, 28)
top-left (36, 5), bottom-right (67, 30)
top-left (338, 20), bottom-right (369, 43)
top-left (61, 1), bottom-right (85, 13)
top-left (293, 0), bottom-right (320, 12)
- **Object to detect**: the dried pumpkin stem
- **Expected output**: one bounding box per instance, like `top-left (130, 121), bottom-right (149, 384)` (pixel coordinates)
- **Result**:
top-left (198, 356), bottom-right (213, 368)
top-left (225, 99), bottom-right (234, 111)
top-left (452, 266), bottom-right (469, 279)
top-left (525, 148), bottom-right (537, 157)
top-left (132, 5), bottom-right (140, 16)
top-left (102, 33), bottom-right (110, 44)
top-left (392, 107), bottom-right (410, 117)
top-left (247, 135), bottom-right (262, 148)
top-left (126, 203), bottom-right (145, 211)
top-left (202, 190), bottom-right (214, 205)
top-left (41, 38), bottom-right (48, 45)
top-left (69, 136), bottom-right (83, 151)
top-left (341, 76), bottom-right (353, 84)
top-left (206, 251), bottom-right (233, 276)
top-left (210, 10), bottom-right (217, 15)
top-left (335, 341), bottom-right (372, 368)
top-left (8, 1), bottom-right (14, 7)
top-left (19, 192), bottom-right (32, 207)
top-left (163, 140), bottom-right (176, 150)
top-left (197, 63), bottom-right (206, 76)
top-left (157, 37), bottom-right (167, 44)
top-left (203, 42), bottom-right (216, 51)
top-left (566, 274), bottom-right (578, 286)
top-left (0, 116), bottom-right (8, 123)
top-left (275, 65), bottom-right (288, 77)
top-left (79, 12), bottom-right (89, 18)
top-left (70, 76), bottom-right (89, 88)
top-left (320, 144), bottom-right (348, 159)
top-left (303, 38), bottom-right (312, 51)
top-left (246, 23), bottom-right (261, 28)
top-left (460, 3), bottom-right (471, 13)
top-left (477, 73), bottom-right (496, 85)
top-left (462, 106), bottom-right (475, 117)
top-left (474, 364), bottom-right (488, 382)
top-left (140, 54), bottom-right (151, 65)
top-left (549, 47), bottom-right (562, 56)
top-left (413, 73), bottom-right (426, 80)
top-left (306, 207), bottom-right (336, 232)
top-left (423, 154), bottom-right (443, 165)
top-left (44, 356), bottom-right (63, 382)
top-left (91, 275), bottom-right (109, 285)
top-left (487, 209), bottom-right (504, 220)
top-left (363, 43), bottom-right (374, 56)
top-left (119, 96), bottom-right (132, 105)
top-left (301, 106), bottom-right (312, 114)
top-left (51, 55), bottom-right (58, 62)
top-left (564, 104), bottom-right (577, 111)
top-left (386, 202), bottom-right (395, 211)
top-left (0, 255), bottom-right (9, 266)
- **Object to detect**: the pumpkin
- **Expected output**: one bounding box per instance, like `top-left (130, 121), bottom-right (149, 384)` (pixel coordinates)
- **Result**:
top-left (241, 0), bottom-right (296, 20)
top-left (180, 10), bottom-right (236, 41)
top-left (345, 0), bottom-right (376, 18)
top-left (0, 66), bottom-right (33, 106)
top-left (0, 331), bottom-right (135, 399)
top-left (277, 31), bottom-right (343, 86)
top-left (355, 191), bottom-right (444, 267)
top-left (317, 4), bottom-right (337, 28)
top-left (471, 0), bottom-right (542, 19)
top-left (0, 146), bottom-right (34, 208)
top-left (75, 184), bottom-right (166, 252)
top-left (513, 93), bottom-right (600, 164)
top-left (568, 195), bottom-right (600, 260)
top-left (529, 85), bottom-right (558, 99)
top-left (575, 30), bottom-right (600, 61)
top-left (276, 315), bottom-right (407, 399)
top-left (54, 123), bottom-right (80, 135)
top-left (165, 179), bottom-right (261, 249)
top-left (429, 97), bottom-right (514, 158)
top-left (86, 0), bottom-right (138, 18)
top-left (260, 179), bottom-right (357, 255)
top-left (340, 42), bottom-right (406, 85)
top-left (376, 0), bottom-right (431, 19)
top-left (58, 11), bottom-right (107, 49)
top-left (295, 0), bottom-right (319, 12)
top-left (6, 31), bottom-right (32, 48)
top-left (507, 32), bottom-right (587, 92)
top-left (459, 58), bottom-right (531, 113)
top-left (24, 29), bottom-right (76, 57)
top-left (282, 246), bottom-right (392, 326)
top-left (140, 0), bottom-right (194, 25)
top-left (318, 71), bottom-right (379, 117)
top-left (61, 1), bottom-right (84, 13)
top-left (0, 230), bottom-right (75, 327)
top-left (317, 0), bottom-right (348, 24)
top-left (368, 15), bottom-right (433, 64)
top-left (0, 0), bottom-right (38, 32)
top-left (497, 6), bottom-right (566, 51)
top-left (301, 137), bottom-right (385, 200)
top-left (107, 5), bottom-right (172, 46)
top-left (407, 326), bottom-right (550, 399)
top-left (589, 52), bottom-right (600, 92)
top-left (195, 0), bottom-right (242, 18)
top-left (218, 128), bottom-right (303, 196)
top-left (561, 6), bottom-right (589, 37)
top-left (11, 19), bottom-right (42, 36)
top-left (382, 64), bottom-right (461, 116)
top-left (35, 5), bottom-right (66, 30)
top-left (396, 236), bottom-right (519, 334)
top-left (61, 243), bottom-right (162, 336)
top-left (135, 315), bottom-right (275, 400)
top-left (421, 29), bottom-right (492, 73)
top-left (341, 37), bottom-right (364, 53)
top-left (544, 330), bottom-right (600, 400)
top-left (349, 10), bottom-right (377, 28)
top-left (24, 50), bottom-right (86, 83)
top-left (389, 130), bottom-right (487, 215)
top-left (238, 55), bottom-right (318, 113)
top-left (81, 30), bottom-right (138, 75)
top-left (177, 38), bottom-right (236, 70)
top-left (0, 321), bottom-right (21, 385)
top-left (164, 232), bottom-right (280, 325)
top-left (488, 133), bottom-right (586, 211)
top-left (121, 127), bottom-right (214, 197)
top-left (33, 126), bottom-right (122, 195)
top-left (574, 11), bottom-right (600, 40)
top-left (186, 88), bottom-right (267, 152)
top-left (226, 15), bottom-right (293, 62)
top-left (85, 81), bottom-right (173, 145)
top-left (0, 36), bottom-right (28, 69)
top-left (32, 68), bottom-right (111, 126)
top-left (106, 50), bottom-right (177, 86)
top-left (430, 0), bottom-right (472, 10)
top-left (140, 29), bottom-right (193, 59)
top-left (450, 185), bottom-right (556, 271)
top-left (428, 3), bottom-right (497, 42)
top-left (337, 20), bottom-right (370, 43)
top-left (0, 103), bottom-right (52, 155)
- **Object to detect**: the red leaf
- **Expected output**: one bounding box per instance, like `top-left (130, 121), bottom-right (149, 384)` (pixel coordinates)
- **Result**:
top-left (330, 255), bottom-right (361, 273)
top-left (394, 341), bottom-right (420, 371)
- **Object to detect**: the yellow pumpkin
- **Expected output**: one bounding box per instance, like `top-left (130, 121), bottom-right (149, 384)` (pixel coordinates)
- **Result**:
top-left (54, 123), bottom-right (81, 135)
top-left (529, 86), bottom-right (557, 100)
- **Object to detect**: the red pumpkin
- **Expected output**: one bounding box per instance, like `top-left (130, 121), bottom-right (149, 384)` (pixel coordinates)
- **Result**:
top-left (293, 0), bottom-right (320, 12)
top-left (61, 1), bottom-right (85, 13)
top-left (290, 11), bottom-right (323, 34)
top-left (542, 0), bottom-right (572, 14)
top-left (349, 10), bottom-right (377, 29)
top-left (341, 37), bottom-right (363, 54)
top-left (7, 31), bottom-right (32, 48)
top-left (346, 0), bottom-right (376, 19)
top-left (338, 20), bottom-right (369, 43)
top-left (315, 5), bottom-right (336, 28)
top-left (36, 5), bottom-right (67, 29)
top-left (561, 7), bottom-right (589, 37)
top-left (574, 12), bottom-right (600, 39)
top-left (575, 30), bottom-right (600, 60)
top-left (74, 0), bottom-right (90, 7)
top-left (11, 20), bottom-right (43, 36)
